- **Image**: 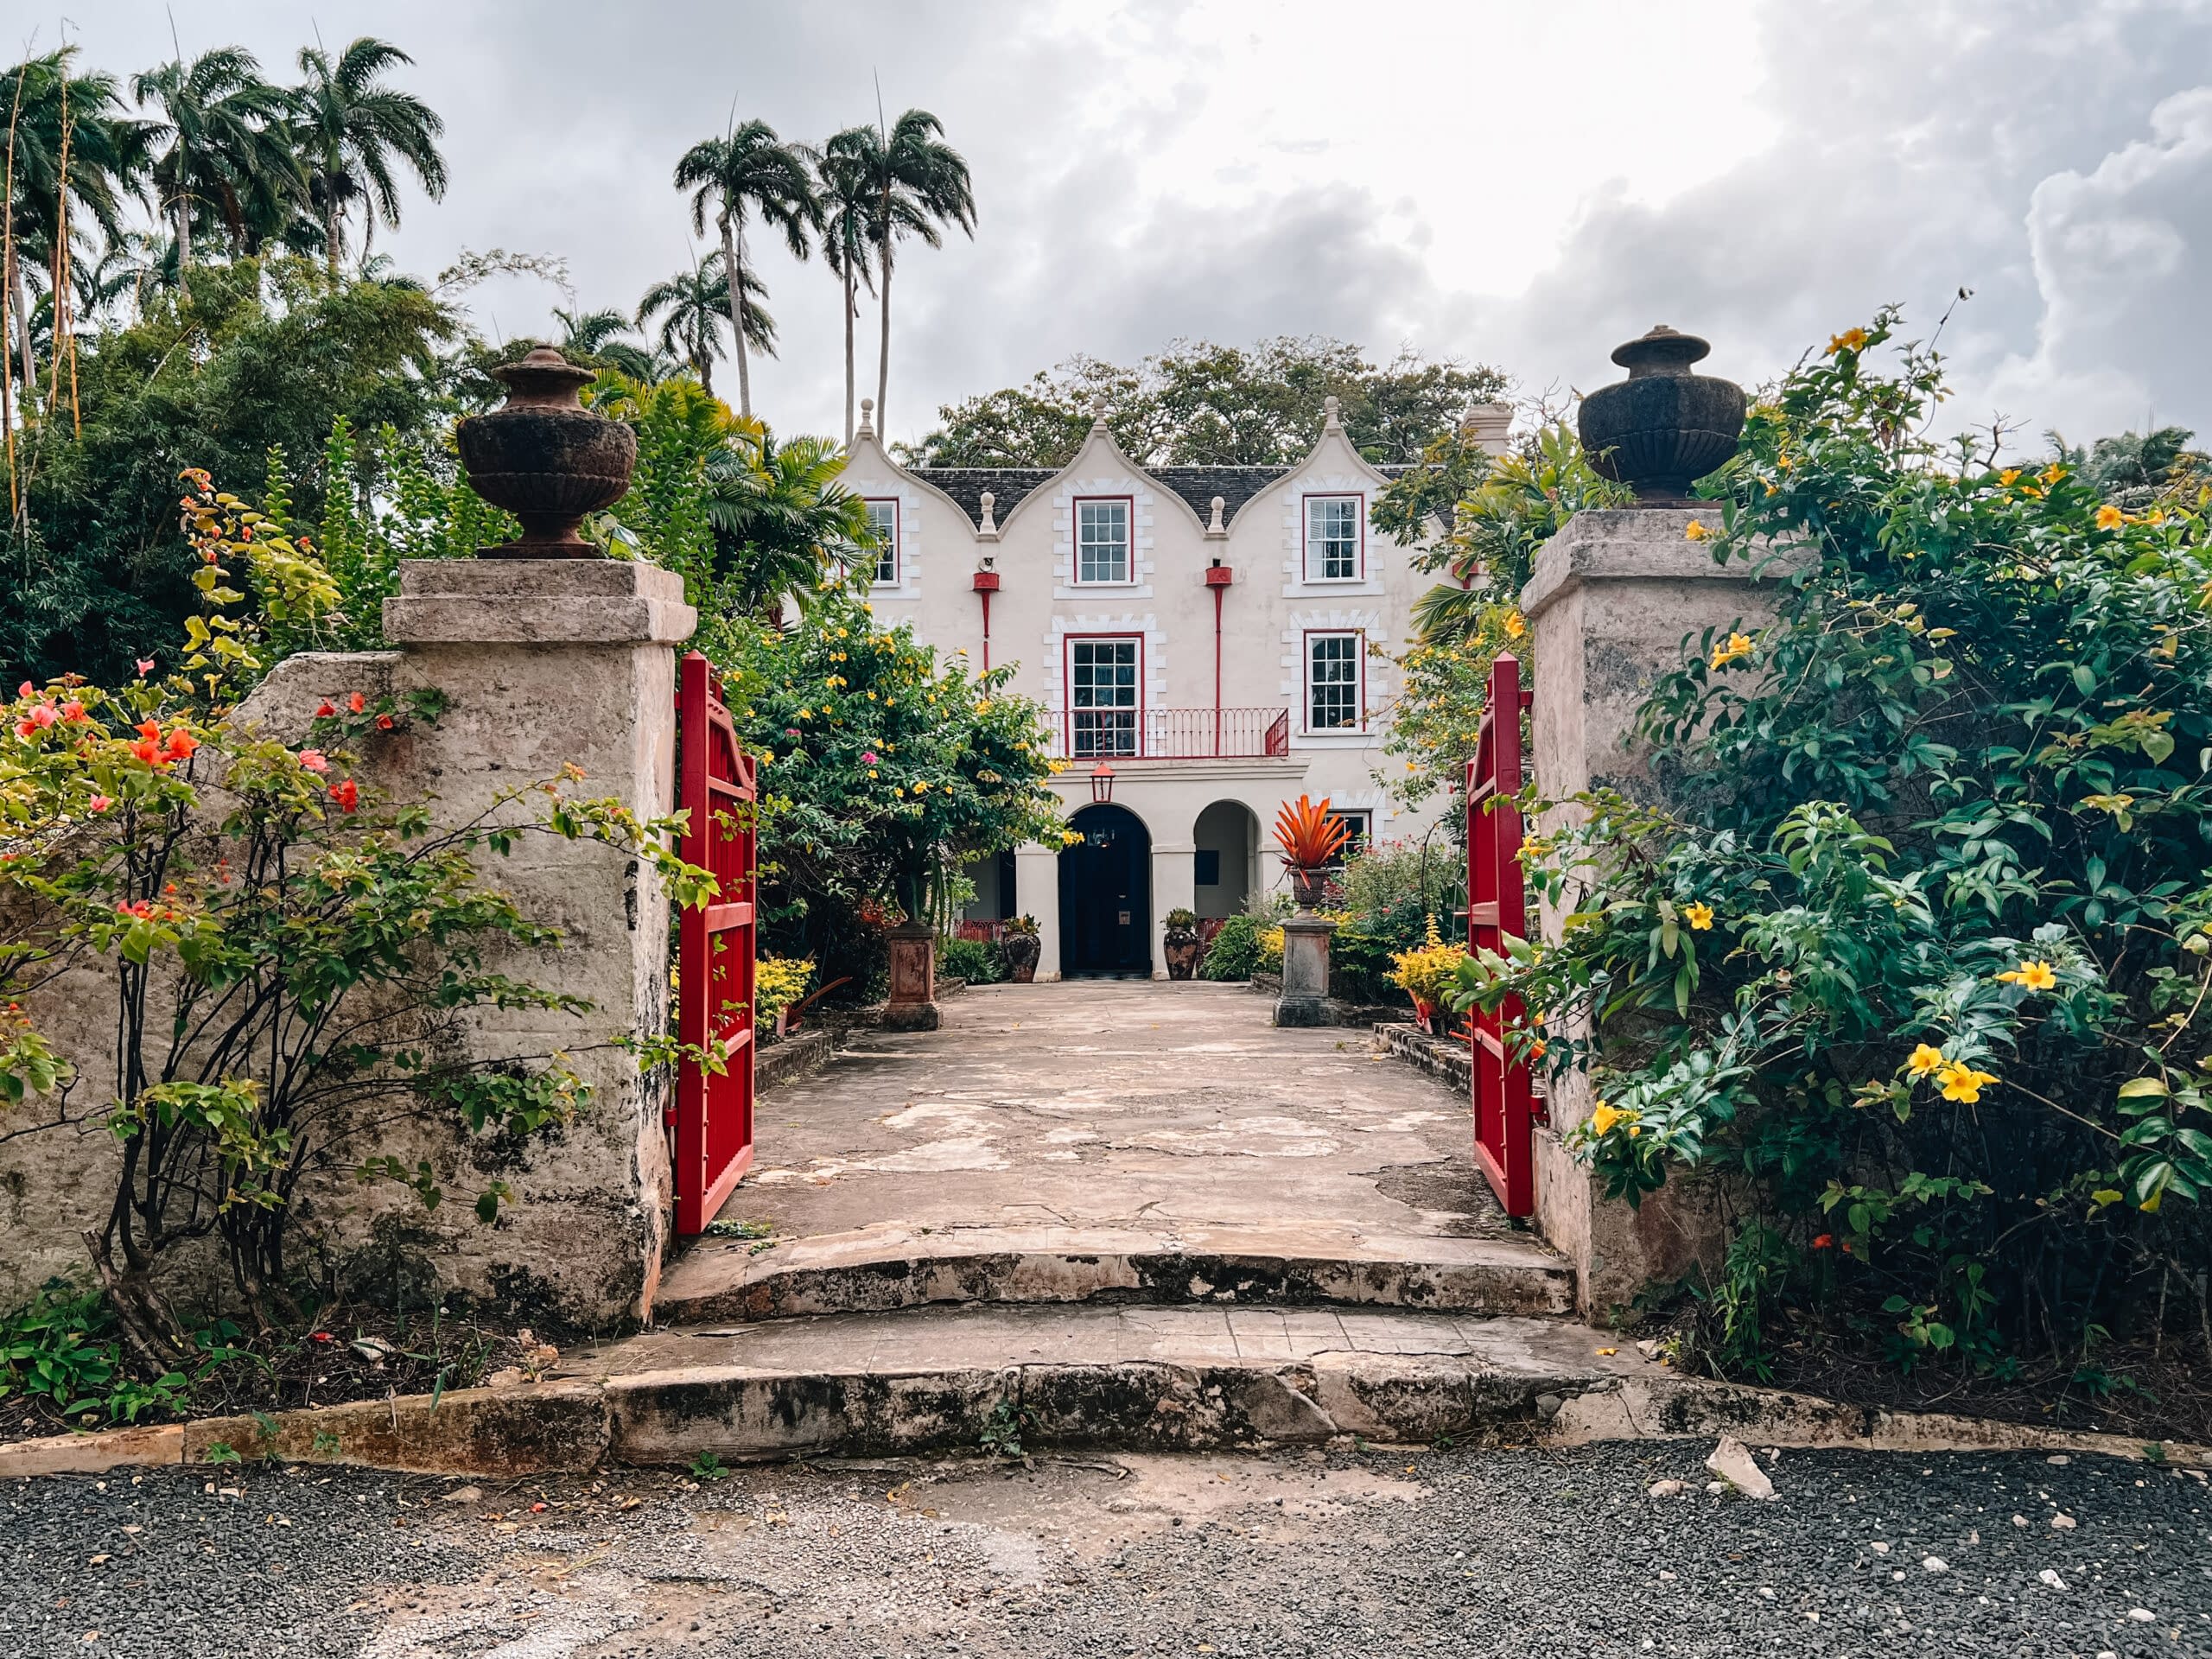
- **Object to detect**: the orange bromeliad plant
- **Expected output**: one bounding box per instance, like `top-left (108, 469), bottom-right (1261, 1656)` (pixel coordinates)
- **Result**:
top-left (1273, 793), bottom-right (1351, 870)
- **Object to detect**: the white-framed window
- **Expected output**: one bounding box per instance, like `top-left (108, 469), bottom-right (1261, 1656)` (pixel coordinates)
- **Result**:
top-left (864, 499), bottom-right (899, 585)
top-left (1075, 497), bottom-right (1132, 584)
top-left (1324, 810), bottom-right (1370, 863)
top-left (1304, 493), bottom-right (1363, 582)
top-left (1306, 630), bottom-right (1363, 731)
top-left (1068, 636), bottom-right (1140, 757)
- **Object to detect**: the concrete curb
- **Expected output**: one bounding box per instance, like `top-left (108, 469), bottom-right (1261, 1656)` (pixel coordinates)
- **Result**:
top-left (9, 1359), bottom-right (2205, 1481)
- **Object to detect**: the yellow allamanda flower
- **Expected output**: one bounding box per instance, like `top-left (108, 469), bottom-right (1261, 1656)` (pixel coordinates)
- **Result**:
top-left (1503, 611), bottom-right (1528, 640)
top-left (1995, 958), bottom-right (2057, 992)
top-left (1905, 1042), bottom-right (1946, 1077)
top-left (1936, 1060), bottom-right (1999, 1103)
top-left (2094, 504), bottom-right (2126, 531)
top-left (1710, 632), bottom-right (1756, 670)
top-left (1999, 468), bottom-right (2022, 486)
top-left (1827, 327), bottom-right (1869, 354)
top-left (1591, 1100), bottom-right (1640, 1137)
top-left (1684, 520), bottom-right (1712, 542)
top-left (1682, 902), bottom-right (1714, 931)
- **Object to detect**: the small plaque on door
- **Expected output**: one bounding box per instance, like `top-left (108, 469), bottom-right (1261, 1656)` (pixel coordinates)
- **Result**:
top-left (1118, 911), bottom-right (1131, 925)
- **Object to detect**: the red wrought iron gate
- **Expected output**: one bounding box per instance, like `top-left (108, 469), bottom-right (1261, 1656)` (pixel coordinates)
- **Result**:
top-left (1466, 653), bottom-right (1536, 1217)
top-left (673, 650), bottom-right (758, 1236)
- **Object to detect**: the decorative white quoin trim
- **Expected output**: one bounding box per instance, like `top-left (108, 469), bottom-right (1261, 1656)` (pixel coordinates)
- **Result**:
top-left (844, 474), bottom-right (925, 603)
top-left (1280, 474), bottom-right (1382, 598)
top-left (1053, 476), bottom-right (1156, 599)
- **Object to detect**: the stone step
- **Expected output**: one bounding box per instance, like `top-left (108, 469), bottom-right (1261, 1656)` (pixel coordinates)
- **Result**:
top-left (652, 1220), bottom-right (1574, 1325)
top-left (564, 1303), bottom-right (1653, 1462)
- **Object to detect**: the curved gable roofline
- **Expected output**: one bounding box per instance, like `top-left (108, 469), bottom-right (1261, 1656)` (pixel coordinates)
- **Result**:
top-left (985, 416), bottom-right (1213, 538)
top-left (842, 425), bottom-right (995, 532)
top-left (1267, 404), bottom-right (1396, 506)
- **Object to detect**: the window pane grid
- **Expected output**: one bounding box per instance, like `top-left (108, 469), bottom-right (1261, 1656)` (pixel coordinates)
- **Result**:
top-left (1307, 632), bottom-right (1361, 730)
top-left (1306, 495), bottom-right (1360, 580)
top-left (1077, 499), bottom-right (1131, 583)
top-left (1071, 639), bottom-right (1138, 757)
top-left (866, 500), bottom-right (899, 584)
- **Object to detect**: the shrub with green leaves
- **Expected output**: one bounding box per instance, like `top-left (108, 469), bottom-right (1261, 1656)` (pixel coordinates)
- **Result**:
top-left (938, 935), bottom-right (1003, 986)
top-left (2, 473), bottom-right (713, 1358)
top-left (1455, 310), bottom-right (2212, 1376)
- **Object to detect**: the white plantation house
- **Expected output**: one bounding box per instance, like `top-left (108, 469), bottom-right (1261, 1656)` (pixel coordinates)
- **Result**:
top-left (841, 394), bottom-right (1512, 980)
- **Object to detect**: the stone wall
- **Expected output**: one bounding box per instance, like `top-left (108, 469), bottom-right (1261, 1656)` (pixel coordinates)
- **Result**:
top-left (1, 560), bottom-right (696, 1329)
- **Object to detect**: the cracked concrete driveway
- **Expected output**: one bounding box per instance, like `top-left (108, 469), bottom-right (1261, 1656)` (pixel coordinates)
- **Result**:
top-left (720, 980), bottom-right (1513, 1244)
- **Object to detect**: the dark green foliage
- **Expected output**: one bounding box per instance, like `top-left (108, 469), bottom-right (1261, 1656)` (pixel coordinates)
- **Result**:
top-left (1201, 914), bottom-right (1268, 981)
top-left (938, 934), bottom-right (1003, 986)
top-left (906, 338), bottom-right (1508, 469)
top-left (3, 259), bottom-right (458, 686)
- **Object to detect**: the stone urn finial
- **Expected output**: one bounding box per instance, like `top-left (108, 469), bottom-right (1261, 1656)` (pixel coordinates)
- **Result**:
top-left (456, 347), bottom-right (637, 557)
top-left (857, 397), bottom-right (876, 438)
top-left (1577, 325), bottom-right (1746, 505)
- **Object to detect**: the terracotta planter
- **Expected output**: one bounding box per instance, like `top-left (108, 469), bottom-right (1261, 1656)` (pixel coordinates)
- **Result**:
top-left (1002, 933), bottom-right (1040, 984)
top-left (1163, 931), bottom-right (1202, 981)
top-left (1411, 998), bottom-right (1438, 1036)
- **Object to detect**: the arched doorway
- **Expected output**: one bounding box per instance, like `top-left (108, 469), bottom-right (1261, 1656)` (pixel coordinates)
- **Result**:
top-left (1058, 804), bottom-right (1152, 976)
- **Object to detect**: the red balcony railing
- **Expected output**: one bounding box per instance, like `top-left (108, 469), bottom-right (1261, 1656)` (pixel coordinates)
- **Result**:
top-left (1057, 706), bottom-right (1292, 760)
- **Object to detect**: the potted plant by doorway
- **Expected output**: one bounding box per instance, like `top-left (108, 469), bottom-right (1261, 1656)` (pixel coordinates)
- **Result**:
top-left (1273, 794), bottom-right (1351, 911)
top-left (1001, 914), bottom-right (1041, 983)
top-left (1162, 907), bottom-right (1203, 980)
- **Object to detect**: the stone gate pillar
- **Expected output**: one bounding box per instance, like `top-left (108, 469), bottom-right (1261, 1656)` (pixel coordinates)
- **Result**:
top-left (1522, 505), bottom-right (1806, 1319)
top-left (234, 558), bottom-right (696, 1324)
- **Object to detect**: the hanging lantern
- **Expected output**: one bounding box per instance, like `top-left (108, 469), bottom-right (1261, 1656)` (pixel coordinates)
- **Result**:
top-left (1090, 761), bottom-right (1116, 804)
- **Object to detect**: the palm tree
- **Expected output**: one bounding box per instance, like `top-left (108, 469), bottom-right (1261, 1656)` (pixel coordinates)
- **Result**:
top-left (815, 135), bottom-right (878, 445)
top-left (637, 255), bottom-right (776, 397)
top-left (2, 48), bottom-right (151, 401)
top-left (830, 109), bottom-right (975, 434)
top-left (671, 119), bottom-right (818, 419)
top-left (290, 37), bottom-right (447, 274)
top-left (702, 426), bottom-right (874, 617)
top-left (551, 303), bottom-right (662, 381)
top-left (131, 46), bottom-right (297, 296)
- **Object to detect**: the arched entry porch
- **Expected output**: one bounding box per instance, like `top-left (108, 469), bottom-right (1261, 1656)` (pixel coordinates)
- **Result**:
top-left (1058, 804), bottom-right (1153, 976)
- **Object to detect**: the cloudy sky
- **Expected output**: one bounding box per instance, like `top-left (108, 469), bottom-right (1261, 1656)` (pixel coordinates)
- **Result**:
top-left (49, 0), bottom-right (2212, 451)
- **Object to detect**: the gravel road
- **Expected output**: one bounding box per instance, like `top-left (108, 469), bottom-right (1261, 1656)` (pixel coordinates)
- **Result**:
top-left (3, 1440), bottom-right (2207, 1657)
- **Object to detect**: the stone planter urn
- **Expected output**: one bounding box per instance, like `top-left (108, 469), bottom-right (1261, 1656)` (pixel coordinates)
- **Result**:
top-left (455, 347), bottom-right (638, 556)
top-left (1163, 927), bottom-right (1203, 981)
top-left (1001, 931), bottom-right (1039, 984)
top-left (1577, 325), bottom-right (1746, 505)
top-left (1287, 867), bottom-right (1331, 910)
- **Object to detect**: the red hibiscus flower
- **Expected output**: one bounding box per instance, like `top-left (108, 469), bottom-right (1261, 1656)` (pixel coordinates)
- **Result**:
top-left (348, 691), bottom-right (366, 714)
top-left (331, 778), bottom-right (359, 813)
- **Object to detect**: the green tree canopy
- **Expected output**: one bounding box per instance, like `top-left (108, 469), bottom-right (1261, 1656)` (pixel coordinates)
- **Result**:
top-left (904, 338), bottom-right (1509, 469)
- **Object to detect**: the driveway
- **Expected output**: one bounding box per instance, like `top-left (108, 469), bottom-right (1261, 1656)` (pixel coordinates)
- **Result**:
top-left (6, 1442), bottom-right (2205, 1656)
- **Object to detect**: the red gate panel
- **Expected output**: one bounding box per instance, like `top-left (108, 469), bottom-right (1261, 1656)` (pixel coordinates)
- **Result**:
top-left (674, 650), bottom-right (757, 1236)
top-left (1467, 653), bottom-right (1535, 1217)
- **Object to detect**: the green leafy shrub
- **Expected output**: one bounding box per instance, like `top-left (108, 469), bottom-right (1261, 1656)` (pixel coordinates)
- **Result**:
top-left (938, 935), bottom-right (1003, 985)
top-left (1, 473), bottom-right (712, 1353)
top-left (0, 1285), bottom-right (188, 1427)
top-left (1455, 310), bottom-right (2212, 1379)
top-left (1202, 913), bottom-right (1266, 980)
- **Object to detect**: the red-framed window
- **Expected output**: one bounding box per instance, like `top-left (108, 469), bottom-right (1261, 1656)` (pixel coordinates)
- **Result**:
top-left (1305, 629), bottom-right (1364, 731)
top-left (1324, 809), bottom-right (1371, 863)
top-left (1303, 493), bottom-right (1364, 582)
top-left (1065, 632), bottom-right (1141, 757)
top-left (863, 498), bottom-right (900, 585)
top-left (1073, 495), bottom-right (1134, 584)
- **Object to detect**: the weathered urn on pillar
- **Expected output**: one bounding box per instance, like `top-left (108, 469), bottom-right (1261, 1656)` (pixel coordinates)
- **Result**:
top-left (1577, 326), bottom-right (1745, 505)
top-left (455, 347), bottom-right (637, 556)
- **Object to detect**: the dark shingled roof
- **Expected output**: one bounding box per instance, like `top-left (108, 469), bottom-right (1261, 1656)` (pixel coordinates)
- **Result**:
top-left (910, 467), bottom-right (1058, 528)
top-left (912, 464), bottom-right (1302, 531)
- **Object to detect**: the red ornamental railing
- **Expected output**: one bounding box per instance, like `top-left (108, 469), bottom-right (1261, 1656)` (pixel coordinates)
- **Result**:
top-left (1467, 653), bottom-right (1536, 1217)
top-left (1057, 706), bottom-right (1293, 760)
